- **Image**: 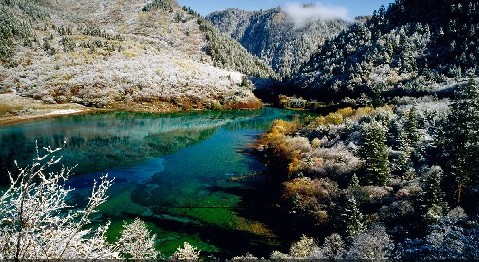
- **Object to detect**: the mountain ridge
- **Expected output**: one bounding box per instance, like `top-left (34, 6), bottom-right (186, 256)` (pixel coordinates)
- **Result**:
top-left (207, 6), bottom-right (349, 78)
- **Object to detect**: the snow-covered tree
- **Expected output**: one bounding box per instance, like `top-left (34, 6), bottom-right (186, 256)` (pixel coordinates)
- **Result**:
top-left (421, 166), bottom-right (447, 222)
top-left (309, 233), bottom-right (345, 259)
top-left (289, 235), bottom-right (317, 258)
top-left (116, 218), bottom-right (159, 259)
top-left (358, 121), bottom-right (390, 186)
top-left (171, 242), bottom-right (200, 260)
top-left (403, 105), bottom-right (421, 147)
top-left (0, 142), bottom-right (165, 260)
top-left (442, 77), bottom-right (479, 204)
top-left (343, 195), bottom-right (364, 237)
top-left (396, 131), bottom-right (415, 179)
top-left (345, 225), bottom-right (394, 259)
top-left (0, 142), bottom-right (117, 259)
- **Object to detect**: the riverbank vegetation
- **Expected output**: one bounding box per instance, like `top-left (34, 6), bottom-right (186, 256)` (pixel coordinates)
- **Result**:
top-left (252, 78), bottom-right (479, 259)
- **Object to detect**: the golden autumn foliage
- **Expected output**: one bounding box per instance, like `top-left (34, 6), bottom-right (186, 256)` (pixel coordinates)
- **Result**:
top-left (307, 106), bottom-right (393, 128)
top-left (261, 107), bottom-right (377, 180)
top-left (283, 177), bottom-right (338, 199)
top-left (288, 157), bottom-right (301, 175)
top-left (266, 119), bottom-right (300, 139)
top-left (260, 106), bottom-right (393, 182)
top-left (282, 177), bottom-right (338, 224)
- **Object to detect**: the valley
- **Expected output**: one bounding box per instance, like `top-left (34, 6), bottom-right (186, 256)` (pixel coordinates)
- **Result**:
top-left (1, 0), bottom-right (479, 260)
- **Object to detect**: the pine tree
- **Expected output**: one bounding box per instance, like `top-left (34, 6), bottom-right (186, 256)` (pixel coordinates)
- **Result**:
top-left (396, 131), bottom-right (415, 179)
top-left (442, 77), bottom-right (479, 205)
top-left (349, 174), bottom-right (360, 188)
top-left (343, 195), bottom-right (364, 238)
top-left (421, 166), bottom-right (447, 222)
top-left (358, 121), bottom-right (390, 186)
top-left (403, 105), bottom-right (421, 147)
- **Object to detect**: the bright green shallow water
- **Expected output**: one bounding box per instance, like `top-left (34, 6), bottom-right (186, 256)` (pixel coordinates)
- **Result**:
top-left (0, 108), bottom-right (306, 258)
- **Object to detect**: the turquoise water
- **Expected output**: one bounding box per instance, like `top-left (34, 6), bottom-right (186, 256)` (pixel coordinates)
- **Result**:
top-left (0, 108), bottom-right (306, 258)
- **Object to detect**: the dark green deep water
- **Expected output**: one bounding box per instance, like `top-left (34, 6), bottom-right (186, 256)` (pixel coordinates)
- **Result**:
top-left (0, 108), bottom-right (308, 258)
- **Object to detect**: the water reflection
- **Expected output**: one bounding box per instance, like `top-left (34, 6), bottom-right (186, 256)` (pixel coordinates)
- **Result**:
top-left (0, 108), bottom-right (310, 257)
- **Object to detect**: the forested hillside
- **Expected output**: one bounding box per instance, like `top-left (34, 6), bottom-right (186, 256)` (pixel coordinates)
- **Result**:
top-left (0, 0), bottom-right (274, 111)
top-left (240, 0), bottom-right (479, 260)
top-left (207, 7), bottom-right (348, 78)
top-left (252, 77), bottom-right (479, 260)
top-left (291, 0), bottom-right (479, 103)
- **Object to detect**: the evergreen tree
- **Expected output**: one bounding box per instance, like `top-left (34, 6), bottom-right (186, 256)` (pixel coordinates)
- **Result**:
top-left (396, 131), bottom-right (415, 179)
top-left (142, 0), bottom-right (176, 12)
top-left (442, 77), bottom-right (479, 205)
top-left (349, 174), bottom-right (360, 188)
top-left (421, 166), bottom-right (447, 222)
top-left (403, 105), bottom-right (421, 147)
top-left (343, 195), bottom-right (364, 238)
top-left (358, 121), bottom-right (390, 186)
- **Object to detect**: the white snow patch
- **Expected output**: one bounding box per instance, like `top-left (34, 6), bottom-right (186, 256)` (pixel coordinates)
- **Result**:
top-left (45, 109), bottom-right (84, 116)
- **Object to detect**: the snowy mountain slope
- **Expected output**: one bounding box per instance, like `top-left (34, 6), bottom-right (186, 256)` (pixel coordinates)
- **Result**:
top-left (0, 0), bottom-right (274, 111)
top-left (207, 7), bottom-right (349, 78)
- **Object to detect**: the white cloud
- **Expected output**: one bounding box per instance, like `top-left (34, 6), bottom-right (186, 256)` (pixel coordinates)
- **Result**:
top-left (282, 2), bottom-right (350, 27)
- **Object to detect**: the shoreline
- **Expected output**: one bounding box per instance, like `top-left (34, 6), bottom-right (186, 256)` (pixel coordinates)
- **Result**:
top-left (0, 93), bottom-right (94, 126)
top-left (0, 93), bottom-right (265, 126)
top-left (0, 108), bottom-right (94, 126)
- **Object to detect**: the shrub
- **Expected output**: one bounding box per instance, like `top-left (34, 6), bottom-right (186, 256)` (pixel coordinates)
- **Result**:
top-left (116, 218), bottom-right (159, 259)
top-left (283, 177), bottom-right (338, 200)
top-left (283, 177), bottom-right (338, 223)
top-left (232, 252), bottom-right (258, 260)
top-left (306, 144), bottom-right (362, 177)
top-left (270, 250), bottom-right (292, 260)
top-left (267, 119), bottom-right (300, 138)
top-left (284, 136), bottom-right (312, 154)
top-left (311, 137), bottom-right (322, 149)
top-left (345, 225), bottom-right (394, 259)
top-left (337, 107), bottom-right (355, 118)
top-left (289, 235), bottom-right (317, 258)
top-left (309, 233), bottom-right (345, 259)
top-left (171, 242), bottom-right (200, 260)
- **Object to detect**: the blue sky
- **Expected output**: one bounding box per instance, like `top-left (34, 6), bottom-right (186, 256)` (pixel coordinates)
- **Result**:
top-left (177, 0), bottom-right (396, 18)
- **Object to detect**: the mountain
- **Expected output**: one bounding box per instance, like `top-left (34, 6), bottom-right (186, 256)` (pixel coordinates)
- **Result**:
top-left (291, 0), bottom-right (479, 103)
top-left (0, 0), bottom-right (274, 111)
top-left (207, 7), bottom-right (349, 78)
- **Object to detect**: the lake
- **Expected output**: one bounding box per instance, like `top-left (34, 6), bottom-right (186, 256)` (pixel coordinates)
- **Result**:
top-left (0, 108), bottom-right (309, 258)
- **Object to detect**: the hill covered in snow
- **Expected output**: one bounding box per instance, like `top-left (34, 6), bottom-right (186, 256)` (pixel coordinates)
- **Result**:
top-left (0, 0), bottom-right (274, 111)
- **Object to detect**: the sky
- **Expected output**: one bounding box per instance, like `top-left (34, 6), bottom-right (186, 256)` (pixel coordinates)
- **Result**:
top-left (177, 0), bottom-right (396, 18)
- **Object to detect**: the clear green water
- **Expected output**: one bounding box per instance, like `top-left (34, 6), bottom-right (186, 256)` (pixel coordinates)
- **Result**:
top-left (0, 108), bottom-right (306, 258)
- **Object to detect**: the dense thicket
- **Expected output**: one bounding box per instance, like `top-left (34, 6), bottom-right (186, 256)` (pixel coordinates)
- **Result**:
top-left (0, 0), bottom-right (48, 62)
